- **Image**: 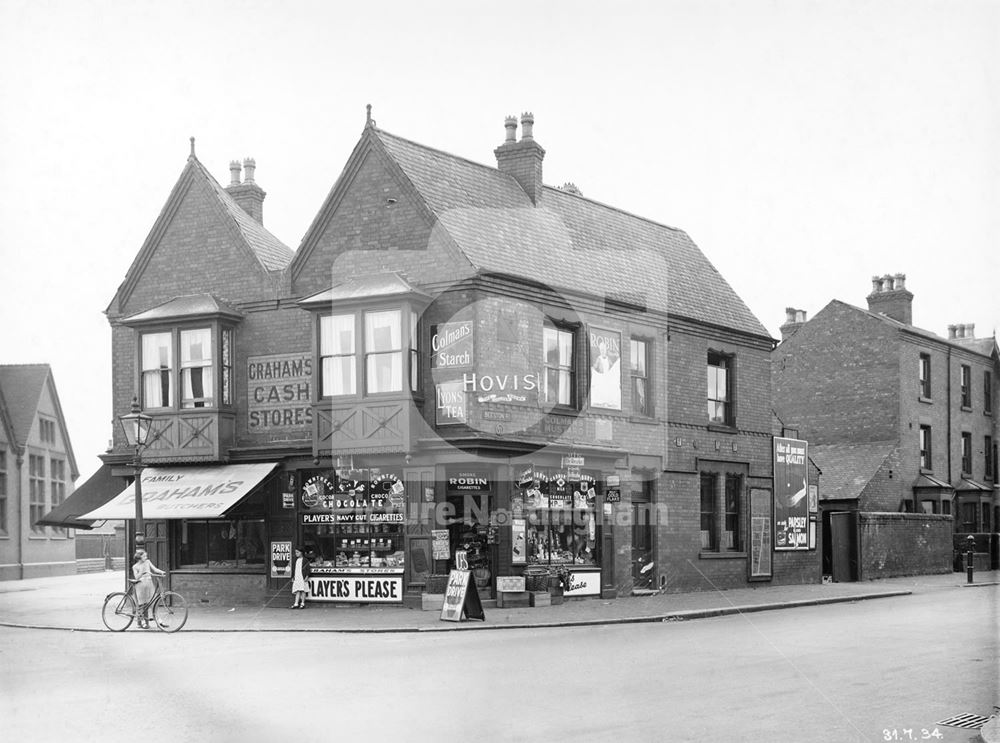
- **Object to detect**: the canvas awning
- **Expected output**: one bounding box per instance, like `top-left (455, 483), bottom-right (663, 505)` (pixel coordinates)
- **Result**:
top-left (78, 463), bottom-right (278, 521)
top-left (36, 464), bottom-right (124, 530)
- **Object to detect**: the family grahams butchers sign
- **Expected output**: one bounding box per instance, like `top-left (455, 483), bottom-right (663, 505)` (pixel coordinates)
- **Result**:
top-left (247, 353), bottom-right (313, 433)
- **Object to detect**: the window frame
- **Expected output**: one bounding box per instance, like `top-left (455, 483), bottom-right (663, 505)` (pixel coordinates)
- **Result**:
top-left (542, 322), bottom-right (578, 409)
top-left (629, 337), bottom-right (652, 417)
top-left (918, 353), bottom-right (932, 399)
top-left (138, 323), bottom-right (234, 412)
top-left (986, 436), bottom-right (994, 481)
top-left (173, 517), bottom-right (267, 571)
top-left (699, 473), bottom-right (717, 551)
top-left (961, 432), bottom-right (972, 476)
top-left (707, 351), bottom-right (735, 427)
top-left (50, 457), bottom-right (66, 535)
top-left (985, 371), bottom-right (993, 414)
top-left (317, 306), bottom-right (421, 401)
top-left (960, 364), bottom-right (972, 409)
top-left (724, 473), bottom-right (742, 551)
top-left (0, 448), bottom-right (7, 535)
top-left (29, 454), bottom-right (46, 534)
top-left (919, 425), bottom-right (932, 471)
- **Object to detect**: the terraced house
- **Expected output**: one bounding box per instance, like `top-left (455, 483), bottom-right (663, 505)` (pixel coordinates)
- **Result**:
top-left (49, 111), bottom-right (820, 609)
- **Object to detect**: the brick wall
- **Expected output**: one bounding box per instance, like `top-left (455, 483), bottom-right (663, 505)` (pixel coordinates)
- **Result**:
top-left (858, 512), bottom-right (952, 578)
top-left (170, 572), bottom-right (267, 606)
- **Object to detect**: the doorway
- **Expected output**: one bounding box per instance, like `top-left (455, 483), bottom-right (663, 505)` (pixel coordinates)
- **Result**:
top-left (446, 493), bottom-right (494, 598)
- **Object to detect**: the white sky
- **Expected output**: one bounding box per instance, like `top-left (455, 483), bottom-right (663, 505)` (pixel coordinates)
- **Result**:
top-left (1, 0), bottom-right (997, 483)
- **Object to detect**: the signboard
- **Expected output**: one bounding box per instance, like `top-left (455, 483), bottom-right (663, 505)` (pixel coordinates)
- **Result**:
top-left (496, 576), bottom-right (526, 593)
top-left (588, 327), bottom-right (622, 410)
top-left (564, 570), bottom-right (601, 597)
top-left (431, 321), bottom-right (473, 369)
top-left (808, 485), bottom-right (819, 513)
top-left (511, 518), bottom-right (527, 564)
top-left (270, 541), bottom-right (292, 578)
top-left (774, 438), bottom-right (809, 550)
top-left (604, 489), bottom-right (621, 503)
top-left (308, 575), bottom-right (403, 603)
top-left (432, 529), bottom-right (450, 560)
top-left (749, 488), bottom-right (773, 580)
top-left (436, 380), bottom-right (467, 425)
top-left (247, 353), bottom-right (313, 433)
top-left (440, 569), bottom-right (485, 622)
top-left (446, 472), bottom-right (490, 494)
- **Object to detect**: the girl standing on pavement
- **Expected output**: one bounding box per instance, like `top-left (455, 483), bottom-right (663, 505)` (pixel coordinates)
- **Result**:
top-left (132, 549), bottom-right (166, 628)
top-left (291, 547), bottom-right (311, 608)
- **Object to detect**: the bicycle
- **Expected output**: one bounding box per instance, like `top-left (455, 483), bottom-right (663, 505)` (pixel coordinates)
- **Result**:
top-left (102, 577), bottom-right (188, 633)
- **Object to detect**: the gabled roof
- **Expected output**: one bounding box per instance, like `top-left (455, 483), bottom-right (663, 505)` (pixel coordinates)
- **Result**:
top-left (0, 364), bottom-right (50, 446)
top-left (0, 382), bottom-right (20, 454)
top-left (110, 153), bottom-right (294, 314)
top-left (297, 125), bottom-right (771, 339)
top-left (954, 477), bottom-right (992, 493)
top-left (0, 364), bottom-right (79, 476)
top-left (810, 441), bottom-right (897, 501)
top-left (121, 294), bottom-right (243, 325)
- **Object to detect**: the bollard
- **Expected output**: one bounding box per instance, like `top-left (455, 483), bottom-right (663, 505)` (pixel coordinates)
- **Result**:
top-left (966, 534), bottom-right (975, 584)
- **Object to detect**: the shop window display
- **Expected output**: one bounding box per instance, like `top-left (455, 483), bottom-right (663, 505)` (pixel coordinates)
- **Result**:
top-left (177, 519), bottom-right (266, 569)
top-left (522, 471), bottom-right (598, 566)
top-left (301, 469), bottom-right (406, 573)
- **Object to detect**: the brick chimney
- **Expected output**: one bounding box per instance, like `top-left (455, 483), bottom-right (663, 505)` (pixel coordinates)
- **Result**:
top-left (780, 307), bottom-right (808, 341)
top-left (866, 273), bottom-right (913, 325)
top-left (225, 157), bottom-right (266, 223)
top-left (494, 112), bottom-right (546, 204)
top-left (948, 323), bottom-right (976, 340)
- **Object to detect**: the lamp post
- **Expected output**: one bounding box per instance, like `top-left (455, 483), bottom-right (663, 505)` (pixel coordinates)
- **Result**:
top-left (119, 397), bottom-right (153, 548)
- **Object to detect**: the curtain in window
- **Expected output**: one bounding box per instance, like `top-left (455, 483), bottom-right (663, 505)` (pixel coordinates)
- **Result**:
top-left (320, 314), bottom-right (356, 395)
top-left (366, 310), bottom-right (402, 393)
top-left (142, 333), bottom-right (173, 408)
top-left (181, 328), bottom-right (213, 408)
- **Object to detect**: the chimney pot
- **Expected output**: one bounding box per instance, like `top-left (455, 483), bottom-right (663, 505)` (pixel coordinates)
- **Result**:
top-left (520, 111), bottom-right (534, 140)
top-left (948, 324), bottom-right (957, 339)
top-left (965, 323), bottom-right (975, 338)
top-left (243, 157), bottom-right (256, 184)
top-left (229, 160), bottom-right (242, 186)
top-left (796, 310), bottom-right (807, 323)
top-left (894, 272), bottom-right (906, 290)
top-left (871, 276), bottom-right (883, 293)
top-left (504, 115), bottom-right (517, 143)
top-left (882, 273), bottom-right (895, 291)
top-left (785, 307), bottom-right (797, 323)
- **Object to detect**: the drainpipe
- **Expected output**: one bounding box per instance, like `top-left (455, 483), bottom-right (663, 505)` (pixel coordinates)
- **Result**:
top-left (946, 346), bottom-right (952, 512)
top-left (15, 453), bottom-right (23, 579)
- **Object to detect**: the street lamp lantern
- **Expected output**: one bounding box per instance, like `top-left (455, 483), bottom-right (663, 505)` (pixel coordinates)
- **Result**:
top-left (119, 397), bottom-right (152, 546)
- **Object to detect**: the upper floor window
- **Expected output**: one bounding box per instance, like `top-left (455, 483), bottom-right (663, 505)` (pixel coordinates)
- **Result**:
top-left (707, 352), bottom-right (733, 425)
top-left (29, 454), bottom-right (45, 533)
top-left (919, 425), bottom-right (932, 470)
top-left (986, 436), bottom-right (995, 481)
top-left (630, 338), bottom-right (651, 416)
top-left (961, 432), bottom-right (972, 476)
top-left (543, 324), bottom-right (576, 407)
top-left (918, 354), bottom-right (931, 398)
top-left (39, 418), bottom-right (56, 444)
top-left (0, 448), bottom-right (7, 535)
top-left (50, 458), bottom-right (66, 535)
top-left (985, 371), bottom-right (993, 414)
top-left (319, 309), bottom-right (418, 398)
top-left (140, 326), bottom-right (232, 410)
top-left (960, 365), bottom-right (972, 408)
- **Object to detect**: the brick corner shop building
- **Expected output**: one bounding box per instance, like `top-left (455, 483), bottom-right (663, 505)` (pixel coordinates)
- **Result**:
top-left (57, 112), bottom-right (821, 607)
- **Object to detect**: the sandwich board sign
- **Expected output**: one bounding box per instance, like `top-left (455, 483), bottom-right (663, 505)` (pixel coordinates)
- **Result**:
top-left (440, 569), bottom-right (485, 622)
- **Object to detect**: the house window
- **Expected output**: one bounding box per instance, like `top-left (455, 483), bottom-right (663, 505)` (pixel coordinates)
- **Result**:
top-left (919, 425), bottom-right (932, 470)
top-left (175, 518), bottom-right (266, 569)
top-left (699, 473), bottom-right (717, 550)
top-left (320, 314), bottom-right (356, 396)
top-left (941, 499), bottom-right (951, 516)
top-left (141, 332), bottom-right (174, 408)
top-left (365, 310), bottom-right (403, 394)
top-left (920, 500), bottom-right (937, 514)
top-left (0, 448), bottom-right (7, 534)
top-left (918, 354), bottom-right (931, 398)
top-left (707, 352), bottom-right (733, 425)
top-left (180, 328), bottom-right (214, 408)
top-left (724, 474), bottom-right (742, 551)
top-left (29, 454), bottom-right (45, 533)
top-left (961, 432), bottom-right (972, 476)
top-left (985, 371), bottom-right (993, 414)
top-left (986, 436), bottom-right (994, 480)
top-left (960, 365), bottom-right (972, 408)
top-left (39, 419), bottom-right (56, 444)
top-left (50, 458), bottom-right (66, 535)
top-left (409, 311), bottom-right (419, 393)
top-left (221, 328), bottom-right (233, 406)
top-left (543, 324), bottom-right (576, 407)
top-left (629, 338), bottom-right (651, 416)
top-left (983, 504), bottom-right (992, 533)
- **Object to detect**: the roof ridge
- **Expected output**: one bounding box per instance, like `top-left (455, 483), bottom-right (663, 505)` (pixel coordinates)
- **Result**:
top-left (374, 128), bottom-right (513, 183)
top-left (542, 184), bottom-right (687, 235)
top-left (834, 299), bottom-right (995, 356)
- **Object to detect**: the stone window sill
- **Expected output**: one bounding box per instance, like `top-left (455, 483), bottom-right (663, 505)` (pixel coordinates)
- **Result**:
top-left (918, 396), bottom-right (933, 404)
top-left (699, 551), bottom-right (747, 560)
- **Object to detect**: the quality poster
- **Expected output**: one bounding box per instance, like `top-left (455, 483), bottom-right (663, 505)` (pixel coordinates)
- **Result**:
top-left (774, 437), bottom-right (809, 551)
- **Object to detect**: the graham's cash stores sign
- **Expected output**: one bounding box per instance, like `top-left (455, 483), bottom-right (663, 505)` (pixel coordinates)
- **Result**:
top-left (247, 353), bottom-right (313, 433)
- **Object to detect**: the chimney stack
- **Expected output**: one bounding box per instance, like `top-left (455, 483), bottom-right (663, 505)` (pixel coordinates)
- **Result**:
top-left (494, 111), bottom-right (546, 205)
top-left (780, 307), bottom-right (808, 341)
top-left (950, 323), bottom-right (976, 340)
top-left (225, 157), bottom-right (266, 223)
top-left (866, 272), bottom-right (913, 325)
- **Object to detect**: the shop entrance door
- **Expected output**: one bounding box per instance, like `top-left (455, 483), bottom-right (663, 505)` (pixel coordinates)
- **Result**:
top-left (631, 501), bottom-right (654, 591)
top-left (446, 494), bottom-right (494, 598)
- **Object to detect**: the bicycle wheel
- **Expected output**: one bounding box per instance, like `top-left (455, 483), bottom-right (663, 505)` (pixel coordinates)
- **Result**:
top-left (151, 591), bottom-right (188, 632)
top-left (102, 592), bottom-right (137, 632)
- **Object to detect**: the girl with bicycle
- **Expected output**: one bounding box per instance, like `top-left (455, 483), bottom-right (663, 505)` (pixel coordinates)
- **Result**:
top-left (133, 548), bottom-right (166, 628)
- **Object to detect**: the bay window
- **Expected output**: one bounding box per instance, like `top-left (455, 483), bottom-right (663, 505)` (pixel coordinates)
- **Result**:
top-left (181, 328), bottom-right (214, 408)
top-left (142, 332), bottom-right (173, 408)
top-left (320, 314), bottom-right (356, 396)
top-left (138, 324), bottom-right (233, 411)
top-left (365, 310), bottom-right (403, 393)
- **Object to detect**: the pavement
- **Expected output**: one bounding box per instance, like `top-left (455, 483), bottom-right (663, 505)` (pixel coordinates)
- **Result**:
top-left (0, 568), bottom-right (996, 635)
